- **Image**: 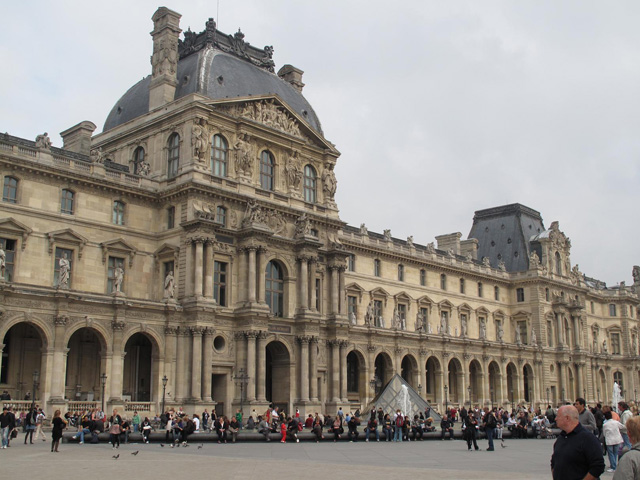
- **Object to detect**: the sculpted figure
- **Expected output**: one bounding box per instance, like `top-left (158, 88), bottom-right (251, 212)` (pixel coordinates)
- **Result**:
top-left (440, 313), bottom-right (448, 335)
top-left (460, 316), bottom-right (468, 337)
top-left (234, 133), bottom-right (253, 176)
top-left (427, 321), bottom-right (433, 334)
top-left (515, 328), bottom-right (522, 344)
top-left (191, 118), bottom-right (208, 163)
top-left (294, 213), bottom-right (311, 237)
top-left (632, 334), bottom-right (638, 354)
top-left (164, 271), bottom-right (175, 298)
top-left (113, 266), bottom-right (124, 293)
top-left (383, 229), bottom-right (392, 242)
top-left (497, 322), bottom-right (504, 342)
top-left (529, 251), bottom-right (540, 267)
top-left (359, 223), bottom-right (368, 236)
top-left (425, 242), bottom-right (435, 254)
top-left (0, 243), bottom-right (5, 280)
top-left (479, 318), bottom-right (487, 339)
top-left (364, 300), bottom-right (374, 325)
top-left (35, 132), bottom-right (52, 149)
top-left (602, 339), bottom-right (608, 353)
top-left (407, 236), bottom-right (414, 248)
top-left (415, 313), bottom-right (424, 333)
top-left (482, 257), bottom-right (491, 267)
top-left (633, 266), bottom-right (640, 284)
top-left (243, 199), bottom-right (264, 225)
top-left (138, 161), bottom-right (150, 176)
top-left (90, 147), bottom-right (104, 164)
top-left (321, 163), bottom-right (337, 201)
top-left (58, 253), bottom-right (70, 288)
top-left (349, 311), bottom-right (356, 326)
top-left (285, 153), bottom-right (302, 191)
top-left (498, 260), bottom-right (506, 271)
top-left (392, 307), bottom-right (400, 329)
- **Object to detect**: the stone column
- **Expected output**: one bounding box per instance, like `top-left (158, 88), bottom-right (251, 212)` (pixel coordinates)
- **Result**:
top-left (298, 336), bottom-right (310, 401)
top-left (330, 267), bottom-right (339, 315)
top-left (175, 328), bottom-right (186, 401)
top-left (256, 332), bottom-right (267, 401)
top-left (309, 337), bottom-right (319, 401)
top-left (340, 341), bottom-right (348, 402)
top-left (204, 241), bottom-right (214, 300)
top-left (110, 320), bottom-right (126, 401)
top-left (194, 239), bottom-right (204, 298)
top-left (501, 362), bottom-right (508, 406)
top-left (238, 248), bottom-right (247, 303)
top-left (190, 327), bottom-right (203, 401)
top-left (245, 331), bottom-right (257, 402)
top-left (556, 313), bottom-right (564, 346)
top-left (50, 316), bottom-right (68, 400)
top-left (257, 246), bottom-right (267, 304)
top-left (201, 328), bottom-right (213, 402)
top-left (297, 256), bottom-right (309, 311)
top-left (247, 247), bottom-right (257, 303)
top-left (330, 341), bottom-right (340, 402)
top-left (559, 362), bottom-right (567, 403)
top-left (308, 258), bottom-right (317, 311)
top-left (462, 359), bottom-right (470, 407)
top-left (576, 363), bottom-right (584, 400)
top-left (418, 350), bottom-right (427, 398)
top-left (482, 356), bottom-right (490, 407)
top-left (437, 369), bottom-right (445, 408)
top-left (338, 266), bottom-right (346, 315)
top-left (185, 240), bottom-right (194, 297)
top-left (517, 363), bottom-right (525, 404)
top-left (164, 327), bottom-right (177, 400)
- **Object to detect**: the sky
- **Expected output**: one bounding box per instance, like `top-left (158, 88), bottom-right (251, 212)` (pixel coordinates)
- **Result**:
top-left (2, 0), bottom-right (639, 286)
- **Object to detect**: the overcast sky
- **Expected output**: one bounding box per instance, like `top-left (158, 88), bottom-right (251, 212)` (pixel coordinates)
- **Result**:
top-left (2, 1), bottom-right (639, 286)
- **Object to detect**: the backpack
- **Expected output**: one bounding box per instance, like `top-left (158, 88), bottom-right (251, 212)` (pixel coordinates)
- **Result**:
top-left (486, 414), bottom-right (496, 428)
top-left (396, 415), bottom-right (403, 427)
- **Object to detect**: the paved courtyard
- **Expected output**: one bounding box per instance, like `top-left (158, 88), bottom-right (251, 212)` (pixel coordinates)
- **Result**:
top-left (0, 435), bottom-right (583, 480)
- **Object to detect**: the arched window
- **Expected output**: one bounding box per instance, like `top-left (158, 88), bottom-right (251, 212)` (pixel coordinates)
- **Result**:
top-left (167, 133), bottom-right (180, 177)
top-left (211, 134), bottom-right (228, 177)
top-left (303, 165), bottom-right (317, 203)
top-left (112, 201), bottom-right (125, 225)
top-left (555, 251), bottom-right (562, 275)
top-left (215, 206), bottom-right (226, 226)
top-left (61, 189), bottom-right (75, 215)
top-left (133, 146), bottom-right (145, 175)
top-left (2, 176), bottom-right (18, 203)
top-left (440, 273), bottom-right (447, 290)
top-left (260, 151), bottom-right (274, 190)
top-left (265, 261), bottom-right (284, 317)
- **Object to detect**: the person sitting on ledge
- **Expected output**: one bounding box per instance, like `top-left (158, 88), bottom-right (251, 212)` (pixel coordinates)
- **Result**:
top-left (441, 414), bottom-right (454, 440)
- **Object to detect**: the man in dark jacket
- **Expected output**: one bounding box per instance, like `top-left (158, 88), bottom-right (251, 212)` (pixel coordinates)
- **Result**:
top-left (483, 407), bottom-right (497, 451)
top-left (440, 415), bottom-right (454, 440)
top-left (0, 406), bottom-right (16, 448)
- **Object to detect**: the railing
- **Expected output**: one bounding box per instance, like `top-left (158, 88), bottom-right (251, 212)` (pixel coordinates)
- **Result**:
top-left (2, 400), bottom-right (34, 411)
top-left (18, 146), bottom-right (37, 157)
top-left (124, 401), bottom-right (154, 413)
top-left (67, 401), bottom-right (98, 412)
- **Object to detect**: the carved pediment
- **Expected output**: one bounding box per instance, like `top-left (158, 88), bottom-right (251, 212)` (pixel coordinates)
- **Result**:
top-left (438, 299), bottom-right (454, 310)
top-left (47, 228), bottom-right (88, 257)
top-left (394, 291), bottom-right (413, 304)
top-left (458, 302), bottom-right (473, 313)
top-left (100, 238), bottom-right (137, 267)
top-left (416, 295), bottom-right (435, 306)
top-left (154, 243), bottom-right (180, 259)
top-left (0, 217), bottom-right (32, 250)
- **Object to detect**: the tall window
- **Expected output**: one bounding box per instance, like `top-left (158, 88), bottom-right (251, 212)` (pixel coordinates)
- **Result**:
top-left (0, 238), bottom-right (16, 282)
top-left (516, 288), bottom-right (525, 302)
top-left (397, 304), bottom-right (406, 328)
top-left (347, 295), bottom-right (357, 320)
top-left (555, 251), bottom-right (562, 275)
top-left (611, 333), bottom-right (621, 355)
top-left (545, 288), bottom-right (550, 301)
top-left (2, 176), bottom-right (18, 203)
top-left (211, 134), bottom-right (228, 177)
top-left (107, 257), bottom-right (125, 294)
top-left (459, 278), bottom-right (465, 294)
top-left (517, 321), bottom-right (528, 344)
top-left (347, 352), bottom-right (359, 393)
top-left (167, 206), bottom-right (175, 229)
top-left (547, 321), bottom-right (554, 347)
top-left (215, 206), bottom-right (226, 226)
top-left (590, 301), bottom-right (595, 314)
top-left (303, 165), bottom-right (317, 203)
top-left (477, 282), bottom-right (483, 297)
top-left (54, 247), bottom-right (73, 287)
top-left (112, 201), bottom-right (125, 225)
top-left (167, 133), bottom-right (180, 178)
top-left (260, 151), bottom-right (274, 190)
top-left (613, 371), bottom-right (624, 392)
top-left (398, 264), bottom-right (404, 282)
top-left (213, 261), bottom-right (227, 306)
top-left (373, 300), bottom-right (383, 327)
top-left (420, 269), bottom-right (426, 286)
top-left (61, 189), bottom-right (75, 214)
top-left (133, 146), bottom-right (145, 175)
top-left (374, 259), bottom-right (381, 277)
top-left (265, 261), bottom-right (284, 317)
top-left (609, 304), bottom-right (617, 317)
top-left (347, 255), bottom-right (355, 272)
top-left (419, 307), bottom-right (428, 330)
top-left (440, 274), bottom-right (447, 290)
top-left (494, 286), bottom-right (500, 301)
top-left (315, 278), bottom-right (321, 311)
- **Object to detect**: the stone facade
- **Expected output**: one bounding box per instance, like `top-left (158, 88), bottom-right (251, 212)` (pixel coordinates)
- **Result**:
top-left (0, 8), bottom-right (638, 417)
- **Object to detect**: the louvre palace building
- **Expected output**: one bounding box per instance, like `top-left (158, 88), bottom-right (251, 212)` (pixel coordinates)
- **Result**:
top-left (1, 7), bottom-right (639, 418)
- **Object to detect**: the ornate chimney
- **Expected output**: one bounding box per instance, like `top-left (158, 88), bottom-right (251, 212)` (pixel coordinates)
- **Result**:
top-left (277, 65), bottom-right (305, 92)
top-left (149, 7), bottom-right (182, 111)
top-left (60, 121), bottom-right (96, 155)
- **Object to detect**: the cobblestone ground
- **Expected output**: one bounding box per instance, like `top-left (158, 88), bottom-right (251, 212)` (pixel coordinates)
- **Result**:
top-left (1, 436), bottom-right (610, 480)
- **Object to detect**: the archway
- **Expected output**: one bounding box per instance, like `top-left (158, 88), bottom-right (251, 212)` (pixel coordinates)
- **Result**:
top-left (0, 322), bottom-right (46, 400)
top-left (598, 369), bottom-right (606, 404)
top-left (265, 340), bottom-right (291, 413)
top-left (506, 362), bottom-right (518, 407)
top-left (447, 358), bottom-right (463, 404)
top-left (374, 352), bottom-right (393, 394)
top-left (66, 328), bottom-right (105, 401)
top-left (346, 350), bottom-right (366, 402)
top-left (123, 333), bottom-right (155, 401)
top-left (425, 356), bottom-right (441, 403)
top-left (469, 360), bottom-right (482, 406)
top-left (523, 364), bottom-right (534, 403)
top-left (488, 361), bottom-right (501, 408)
top-left (400, 354), bottom-right (418, 388)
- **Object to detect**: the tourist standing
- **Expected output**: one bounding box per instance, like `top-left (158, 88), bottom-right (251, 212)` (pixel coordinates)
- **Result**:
top-left (23, 407), bottom-right (37, 444)
top-left (613, 416), bottom-right (640, 480)
top-left (483, 408), bottom-right (497, 451)
top-left (602, 410), bottom-right (626, 473)
top-left (34, 408), bottom-right (46, 442)
top-left (50, 410), bottom-right (66, 453)
top-left (108, 409), bottom-right (123, 449)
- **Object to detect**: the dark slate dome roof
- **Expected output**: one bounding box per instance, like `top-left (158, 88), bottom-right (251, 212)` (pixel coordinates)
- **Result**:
top-left (103, 48), bottom-right (323, 135)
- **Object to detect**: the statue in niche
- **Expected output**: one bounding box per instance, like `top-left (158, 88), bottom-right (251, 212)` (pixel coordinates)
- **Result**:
top-left (455, 327), bottom-right (458, 337)
top-left (460, 316), bottom-right (468, 337)
top-left (592, 331), bottom-right (598, 352)
top-left (440, 312), bottom-right (448, 335)
top-left (479, 318), bottom-right (487, 339)
top-left (294, 213), bottom-right (311, 237)
top-left (425, 242), bottom-right (435, 254)
top-left (364, 300), bottom-right (374, 325)
top-left (427, 321), bottom-right (433, 334)
top-left (515, 328), bottom-right (522, 344)
top-left (234, 133), bottom-right (253, 176)
top-left (58, 253), bottom-right (70, 288)
top-left (531, 327), bottom-right (537, 345)
top-left (349, 311), bottom-right (356, 326)
top-left (285, 153), bottom-right (302, 191)
top-left (392, 307), bottom-right (400, 329)
top-left (113, 266), bottom-right (124, 293)
top-left (35, 132), bottom-right (52, 149)
top-left (90, 147), bottom-right (104, 164)
top-left (322, 163), bottom-right (338, 201)
top-left (529, 251), bottom-right (540, 267)
top-left (383, 229), bottom-right (392, 242)
top-left (407, 236), bottom-right (414, 248)
top-left (632, 334), bottom-right (638, 354)
top-left (378, 316), bottom-right (385, 328)
top-left (633, 266), bottom-right (640, 284)
top-left (415, 312), bottom-right (425, 333)
top-left (191, 118), bottom-right (208, 163)
top-left (602, 339), bottom-right (608, 354)
top-left (359, 223), bottom-right (368, 236)
top-left (0, 243), bottom-right (6, 280)
top-left (164, 271), bottom-right (175, 299)
top-left (497, 322), bottom-right (504, 342)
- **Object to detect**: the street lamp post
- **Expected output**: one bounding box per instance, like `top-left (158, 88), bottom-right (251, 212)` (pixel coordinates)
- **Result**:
top-left (234, 368), bottom-right (249, 421)
top-left (161, 375), bottom-right (168, 415)
top-left (31, 370), bottom-right (39, 410)
top-left (100, 373), bottom-right (107, 413)
top-left (444, 385), bottom-right (448, 413)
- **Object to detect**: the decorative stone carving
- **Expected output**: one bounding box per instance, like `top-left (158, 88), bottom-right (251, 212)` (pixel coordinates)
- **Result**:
top-left (531, 327), bottom-right (537, 345)
top-left (239, 100), bottom-right (302, 137)
top-left (359, 223), bottom-right (368, 236)
top-left (294, 213), bottom-right (311, 238)
top-left (54, 315), bottom-right (68, 326)
top-left (0, 244), bottom-right (5, 281)
top-left (529, 251), bottom-right (540, 267)
top-left (407, 236), bottom-right (414, 248)
top-left (426, 242), bottom-right (435, 254)
top-left (90, 147), bottom-right (104, 164)
top-left (514, 328), bottom-right (521, 344)
top-left (479, 318), bottom-right (487, 339)
top-left (234, 133), bottom-right (254, 178)
top-left (242, 199), bottom-right (265, 227)
top-left (364, 300), bottom-right (374, 326)
top-left (498, 260), bottom-right (506, 271)
top-left (35, 132), bottom-right (52, 149)
top-left (322, 163), bottom-right (337, 204)
top-left (285, 152), bottom-right (303, 194)
top-left (349, 312), bottom-right (356, 326)
top-left (440, 312), bottom-right (448, 335)
top-left (191, 118), bottom-right (209, 163)
top-left (58, 253), bottom-right (70, 288)
top-left (633, 266), bottom-right (640, 285)
top-left (447, 248), bottom-right (455, 259)
top-left (482, 257), bottom-right (491, 267)
top-left (266, 210), bottom-right (286, 236)
top-left (602, 339), bottom-right (608, 354)
top-left (497, 321), bottom-right (504, 342)
top-left (460, 316), bottom-right (468, 337)
top-left (113, 266), bottom-right (124, 293)
top-left (415, 312), bottom-right (426, 333)
top-left (164, 271), bottom-right (175, 299)
top-left (465, 252), bottom-right (473, 262)
top-left (112, 320), bottom-right (125, 331)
